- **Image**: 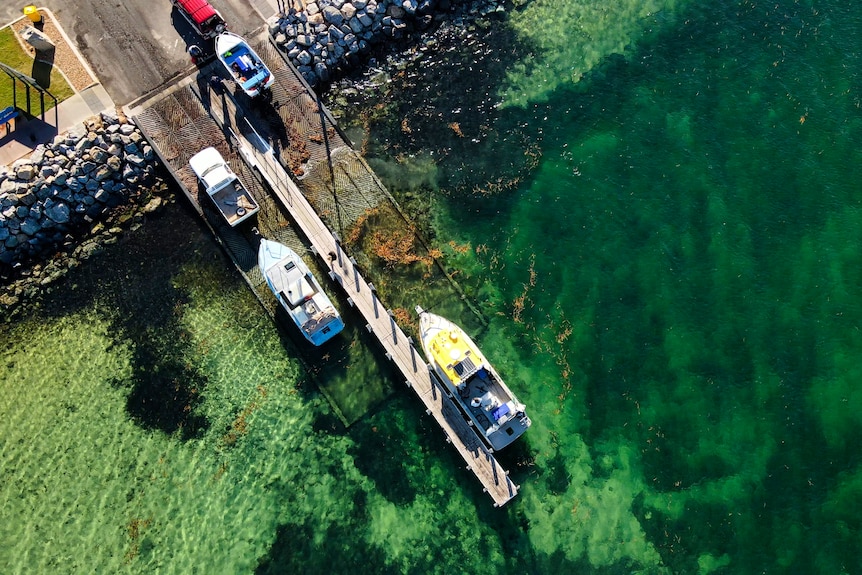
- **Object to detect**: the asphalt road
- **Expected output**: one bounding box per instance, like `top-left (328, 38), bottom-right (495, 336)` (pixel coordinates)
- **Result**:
top-left (2, 0), bottom-right (279, 105)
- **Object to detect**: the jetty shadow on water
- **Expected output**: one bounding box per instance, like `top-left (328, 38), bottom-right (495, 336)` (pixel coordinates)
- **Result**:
top-left (345, 395), bottom-right (437, 506)
top-left (267, 290), bottom-right (397, 429)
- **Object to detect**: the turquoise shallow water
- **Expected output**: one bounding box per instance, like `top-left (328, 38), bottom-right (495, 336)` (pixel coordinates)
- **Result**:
top-left (3, 0), bottom-right (862, 573)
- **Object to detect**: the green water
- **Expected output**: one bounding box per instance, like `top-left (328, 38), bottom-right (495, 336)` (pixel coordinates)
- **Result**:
top-left (3, 0), bottom-right (862, 573)
top-left (438, 1), bottom-right (862, 572)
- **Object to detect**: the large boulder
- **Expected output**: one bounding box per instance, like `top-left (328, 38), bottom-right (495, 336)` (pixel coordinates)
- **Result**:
top-left (17, 189), bottom-right (38, 207)
top-left (315, 61), bottom-right (331, 82)
top-left (90, 147), bottom-right (108, 163)
top-left (323, 5), bottom-right (344, 25)
top-left (94, 166), bottom-right (113, 182)
top-left (125, 153), bottom-right (146, 168)
top-left (55, 188), bottom-right (74, 203)
top-left (106, 155), bottom-right (122, 172)
top-left (349, 17), bottom-right (365, 33)
top-left (341, 3), bottom-right (357, 19)
top-left (15, 163), bottom-right (36, 181)
top-left (45, 202), bottom-right (70, 224)
top-left (20, 218), bottom-right (41, 236)
top-left (297, 50), bottom-right (313, 66)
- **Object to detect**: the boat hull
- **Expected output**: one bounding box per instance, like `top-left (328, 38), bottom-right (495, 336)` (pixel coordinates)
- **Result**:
top-left (417, 308), bottom-right (530, 451)
top-left (259, 239), bottom-right (344, 346)
top-left (215, 32), bottom-right (274, 98)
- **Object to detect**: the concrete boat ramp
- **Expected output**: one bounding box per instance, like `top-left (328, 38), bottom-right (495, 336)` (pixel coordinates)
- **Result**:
top-left (127, 31), bottom-right (519, 507)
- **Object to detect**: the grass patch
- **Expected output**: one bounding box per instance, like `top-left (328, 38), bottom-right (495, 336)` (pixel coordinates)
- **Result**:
top-left (0, 26), bottom-right (74, 113)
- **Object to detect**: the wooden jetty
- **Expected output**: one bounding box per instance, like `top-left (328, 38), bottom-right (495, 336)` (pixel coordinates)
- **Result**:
top-left (242, 130), bottom-right (519, 507)
top-left (128, 31), bottom-right (519, 506)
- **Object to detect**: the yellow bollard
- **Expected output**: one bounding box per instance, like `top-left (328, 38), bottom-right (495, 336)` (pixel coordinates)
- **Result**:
top-left (23, 5), bottom-right (42, 24)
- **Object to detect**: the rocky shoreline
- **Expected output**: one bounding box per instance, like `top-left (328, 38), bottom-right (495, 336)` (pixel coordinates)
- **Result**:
top-left (270, 0), bottom-right (508, 87)
top-left (0, 0), bottom-right (509, 320)
top-left (0, 111), bottom-right (170, 320)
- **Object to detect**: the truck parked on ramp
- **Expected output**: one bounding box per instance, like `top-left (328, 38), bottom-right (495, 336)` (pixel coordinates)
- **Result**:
top-left (171, 0), bottom-right (226, 39)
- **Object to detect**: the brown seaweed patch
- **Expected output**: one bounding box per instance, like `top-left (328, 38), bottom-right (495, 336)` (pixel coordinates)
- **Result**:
top-left (448, 240), bottom-right (471, 254)
top-left (124, 517), bottom-right (153, 562)
top-left (467, 140), bottom-right (542, 197)
top-left (390, 307), bottom-right (414, 330)
top-left (344, 206), bottom-right (442, 272)
top-left (345, 207), bottom-right (380, 247)
top-left (512, 254), bottom-right (537, 323)
top-left (221, 402), bottom-right (257, 447)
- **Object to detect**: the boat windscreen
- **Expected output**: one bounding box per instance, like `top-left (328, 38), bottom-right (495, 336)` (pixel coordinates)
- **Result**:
top-left (453, 355), bottom-right (477, 377)
top-left (278, 262), bottom-right (318, 308)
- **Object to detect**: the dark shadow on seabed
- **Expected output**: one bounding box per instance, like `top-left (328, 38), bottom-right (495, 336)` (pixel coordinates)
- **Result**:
top-left (254, 495), bottom-right (400, 575)
top-left (25, 200), bottom-right (219, 439)
top-left (254, 392), bottom-right (470, 575)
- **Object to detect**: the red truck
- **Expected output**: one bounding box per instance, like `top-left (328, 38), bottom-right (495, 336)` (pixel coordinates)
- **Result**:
top-left (171, 0), bottom-right (226, 39)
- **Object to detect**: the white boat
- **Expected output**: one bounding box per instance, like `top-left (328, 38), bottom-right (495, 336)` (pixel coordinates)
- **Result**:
top-left (259, 238), bottom-right (344, 346)
top-left (215, 32), bottom-right (274, 98)
top-left (416, 306), bottom-right (531, 451)
top-left (188, 147), bottom-right (259, 227)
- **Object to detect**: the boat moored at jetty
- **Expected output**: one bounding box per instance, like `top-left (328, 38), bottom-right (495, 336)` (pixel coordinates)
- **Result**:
top-left (259, 238), bottom-right (344, 346)
top-left (215, 32), bottom-right (274, 98)
top-left (416, 306), bottom-right (531, 451)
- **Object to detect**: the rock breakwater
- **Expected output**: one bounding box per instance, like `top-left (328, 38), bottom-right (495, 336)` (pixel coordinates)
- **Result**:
top-left (0, 111), bottom-right (170, 320)
top-left (270, 0), bottom-right (507, 86)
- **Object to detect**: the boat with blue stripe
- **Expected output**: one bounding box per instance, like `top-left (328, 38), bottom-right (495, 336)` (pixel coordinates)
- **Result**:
top-left (216, 32), bottom-right (274, 98)
top-left (259, 238), bottom-right (345, 346)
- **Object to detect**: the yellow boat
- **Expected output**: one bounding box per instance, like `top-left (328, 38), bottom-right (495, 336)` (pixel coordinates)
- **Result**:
top-left (416, 306), bottom-right (530, 451)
